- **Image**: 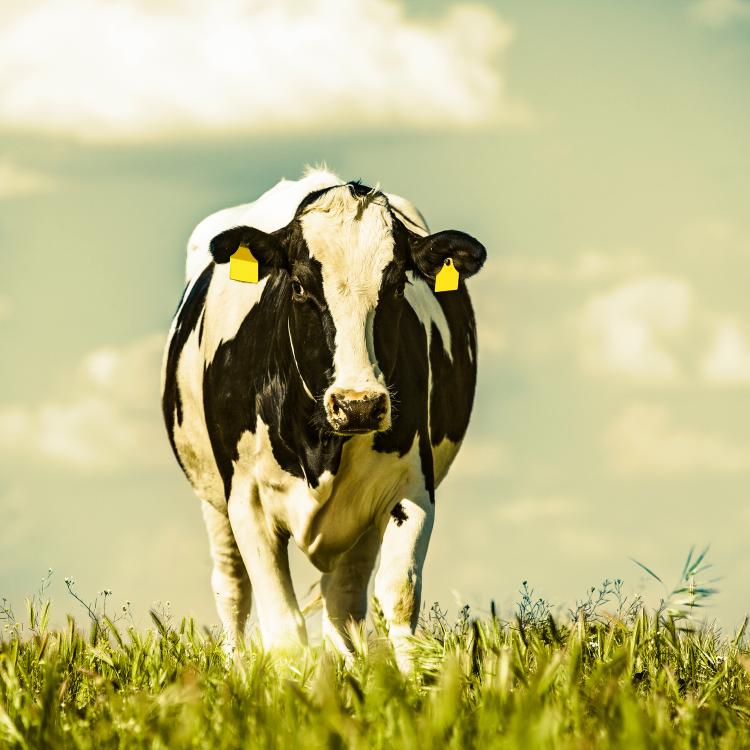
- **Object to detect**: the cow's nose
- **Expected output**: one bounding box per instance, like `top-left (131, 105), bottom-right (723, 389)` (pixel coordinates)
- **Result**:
top-left (326, 390), bottom-right (389, 433)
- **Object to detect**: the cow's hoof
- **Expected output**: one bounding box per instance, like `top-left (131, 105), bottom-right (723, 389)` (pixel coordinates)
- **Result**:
top-left (389, 626), bottom-right (417, 676)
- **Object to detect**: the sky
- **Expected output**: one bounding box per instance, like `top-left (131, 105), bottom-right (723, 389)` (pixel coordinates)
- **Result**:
top-left (1, 0), bottom-right (749, 633)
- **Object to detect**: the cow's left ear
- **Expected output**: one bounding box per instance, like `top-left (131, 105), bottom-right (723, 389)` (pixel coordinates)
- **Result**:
top-left (209, 225), bottom-right (288, 270)
top-left (406, 229), bottom-right (487, 283)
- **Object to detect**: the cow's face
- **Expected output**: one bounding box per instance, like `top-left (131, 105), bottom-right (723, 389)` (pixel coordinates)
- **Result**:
top-left (209, 184), bottom-right (486, 436)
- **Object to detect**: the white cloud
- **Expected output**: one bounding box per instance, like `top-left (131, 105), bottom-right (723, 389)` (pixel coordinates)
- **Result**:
top-left (689, 0), bottom-right (750, 27)
top-left (604, 402), bottom-right (750, 476)
top-left (700, 318), bottom-right (750, 385)
top-left (578, 276), bottom-right (693, 382)
top-left (0, 0), bottom-right (526, 139)
top-left (0, 161), bottom-right (54, 198)
top-left (0, 334), bottom-right (169, 471)
top-left (475, 250), bottom-right (649, 358)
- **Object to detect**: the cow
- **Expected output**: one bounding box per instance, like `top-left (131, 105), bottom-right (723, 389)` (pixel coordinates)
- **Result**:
top-left (161, 168), bottom-right (486, 669)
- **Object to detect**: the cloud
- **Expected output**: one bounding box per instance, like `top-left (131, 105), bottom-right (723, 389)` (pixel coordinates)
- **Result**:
top-left (578, 276), bottom-right (693, 383)
top-left (0, 334), bottom-right (169, 471)
top-left (604, 402), bottom-right (750, 476)
top-left (700, 318), bottom-right (750, 385)
top-left (0, 160), bottom-right (54, 198)
top-left (0, 0), bottom-right (526, 139)
top-left (689, 0), bottom-right (750, 27)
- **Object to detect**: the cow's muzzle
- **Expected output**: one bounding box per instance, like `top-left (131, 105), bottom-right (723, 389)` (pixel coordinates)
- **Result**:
top-left (324, 389), bottom-right (390, 434)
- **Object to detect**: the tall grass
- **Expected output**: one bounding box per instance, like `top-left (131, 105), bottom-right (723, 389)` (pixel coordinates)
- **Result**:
top-left (1, 561), bottom-right (748, 749)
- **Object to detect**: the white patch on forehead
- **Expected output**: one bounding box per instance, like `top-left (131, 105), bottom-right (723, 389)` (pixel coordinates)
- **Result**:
top-left (300, 187), bottom-right (394, 390)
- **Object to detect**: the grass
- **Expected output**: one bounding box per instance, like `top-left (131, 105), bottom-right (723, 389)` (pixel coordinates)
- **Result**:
top-left (1, 559), bottom-right (749, 749)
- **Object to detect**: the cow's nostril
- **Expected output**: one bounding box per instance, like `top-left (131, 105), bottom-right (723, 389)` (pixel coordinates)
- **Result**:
top-left (330, 393), bottom-right (344, 415)
top-left (371, 394), bottom-right (387, 420)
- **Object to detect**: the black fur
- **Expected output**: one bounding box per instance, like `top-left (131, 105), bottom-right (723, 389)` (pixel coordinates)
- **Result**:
top-left (391, 502), bottom-right (408, 526)
top-left (209, 225), bottom-right (289, 273)
top-left (163, 186), bottom-right (482, 505)
top-left (407, 229), bottom-right (486, 282)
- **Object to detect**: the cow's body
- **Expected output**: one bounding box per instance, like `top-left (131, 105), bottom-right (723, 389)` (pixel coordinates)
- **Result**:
top-left (161, 169), bottom-right (484, 665)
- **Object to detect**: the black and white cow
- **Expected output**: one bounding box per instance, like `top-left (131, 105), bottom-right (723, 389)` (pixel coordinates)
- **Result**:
top-left (161, 168), bottom-right (486, 667)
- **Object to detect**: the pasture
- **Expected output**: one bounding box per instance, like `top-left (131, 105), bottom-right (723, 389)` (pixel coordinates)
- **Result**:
top-left (2, 571), bottom-right (749, 749)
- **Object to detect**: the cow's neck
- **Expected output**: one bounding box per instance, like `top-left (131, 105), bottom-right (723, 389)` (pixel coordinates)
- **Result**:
top-left (261, 294), bottom-right (347, 488)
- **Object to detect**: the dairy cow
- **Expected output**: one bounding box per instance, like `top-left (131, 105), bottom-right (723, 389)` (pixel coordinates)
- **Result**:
top-left (161, 169), bottom-right (486, 666)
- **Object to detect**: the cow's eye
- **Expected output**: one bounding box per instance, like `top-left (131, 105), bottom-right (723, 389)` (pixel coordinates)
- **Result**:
top-left (291, 280), bottom-right (305, 299)
top-left (394, 286), bottom-right (405, 299)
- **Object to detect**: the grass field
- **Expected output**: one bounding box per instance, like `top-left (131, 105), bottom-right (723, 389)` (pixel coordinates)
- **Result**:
top-left (1, 560), bottom-right (749, 749)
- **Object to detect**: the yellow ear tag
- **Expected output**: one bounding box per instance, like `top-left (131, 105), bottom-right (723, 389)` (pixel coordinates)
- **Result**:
top-left (229, 245), bottom-right (259, 283)
top-left (434, 257), bottom-right (459, 292)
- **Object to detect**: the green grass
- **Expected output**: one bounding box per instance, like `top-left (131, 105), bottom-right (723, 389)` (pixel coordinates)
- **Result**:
top-left (1, 581), bottom-right (749, 750)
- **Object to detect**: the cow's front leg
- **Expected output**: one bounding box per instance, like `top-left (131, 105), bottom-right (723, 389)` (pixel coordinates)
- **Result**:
top-left (228, 488), bottom-right (307, 652)
top-left (374, 490), bottom-right (434, 673)
top-left (320, 525), bottom-right (381, 658)
top-left (201, 499), bottom-right (252, 657)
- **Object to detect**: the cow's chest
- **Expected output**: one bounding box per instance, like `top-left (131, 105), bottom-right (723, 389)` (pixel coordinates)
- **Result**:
top-left (245, 419), bottom-right (422, 572)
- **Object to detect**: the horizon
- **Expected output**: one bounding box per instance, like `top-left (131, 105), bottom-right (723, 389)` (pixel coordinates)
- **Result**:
top-left (1, 0), bottom-right (749, 631)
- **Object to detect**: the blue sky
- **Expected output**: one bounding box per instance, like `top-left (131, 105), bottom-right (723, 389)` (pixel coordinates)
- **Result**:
top-left (1, 0), bottom-right (749, 631)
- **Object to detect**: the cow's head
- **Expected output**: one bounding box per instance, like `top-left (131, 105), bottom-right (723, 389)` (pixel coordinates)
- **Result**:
top-left (208, 184), bottom-right (486, 436)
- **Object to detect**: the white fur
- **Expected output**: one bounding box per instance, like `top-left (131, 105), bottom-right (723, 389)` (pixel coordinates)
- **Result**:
top-left (287, 318), bottom-right (316, 401)
top-left (300, 188), bottom-right (393, 401)
top-left (201, 499), bottom-right (251, 655)
top-left (404, 273), bottom-right (453, 361)
top-left (186, 168), bottom-right (343, 282)
top-left (170, 319), bottom-right (226, 511)
top-left (227, 465), bottom-right (307, 650)
top-left (385, 192), bottom-right (430, 235)
top-left (374, 487), bottom-right (435, 672)
top-left (168, 170), bottom-right (463, 666)
top-left (432, 437), bottom-right (462, 486)
top-left (203, 273), bottom-right (270, 365)
top-left (248, 416), bottom-right (419, 572)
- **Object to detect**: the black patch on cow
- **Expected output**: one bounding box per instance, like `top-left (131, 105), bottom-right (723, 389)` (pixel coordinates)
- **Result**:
top-left (208, 225), bottom-right (289, 273)
top-left (161, 264), bottom-right (214, 471)
top-left (197, 310), bottom-right (205, 346)
top-left (372, 219), bottom-right (479, 504)
top-left (346, 180), bottom-right (375, 198)
top-left (372, 288), bottom-right (436, 502)
top-left (409, 230), bottom-right (486, 282)
top-left (428, 286), bottom-right (478, 446)
top-left (202, 231), bottom-right (350, 499)
top-left (165, 185), bottom-right (480, 513)
top-left (391, 502), bottom-right (408, 526)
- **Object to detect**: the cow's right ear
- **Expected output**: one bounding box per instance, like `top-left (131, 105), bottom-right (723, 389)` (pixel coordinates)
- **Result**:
top-left (209, 226), bottom-right (288, 271)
